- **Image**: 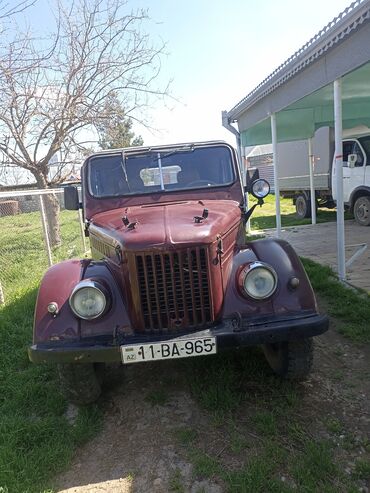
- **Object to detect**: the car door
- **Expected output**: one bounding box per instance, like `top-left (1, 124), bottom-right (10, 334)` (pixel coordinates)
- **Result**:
top-left (342, 139), bottom-right (366, 203)
top-left (358, 135), bottom-right (370, 191)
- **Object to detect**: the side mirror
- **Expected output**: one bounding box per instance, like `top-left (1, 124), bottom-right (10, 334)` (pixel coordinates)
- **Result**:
top-left (64, 186), bottom-right (80, 210)
top-left (347, 154), bottom-right (357, 168)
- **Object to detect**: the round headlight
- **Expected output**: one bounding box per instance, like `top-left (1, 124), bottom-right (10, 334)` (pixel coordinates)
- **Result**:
top-left (251, 179), bottom-right (270, 199)
top-left (240, 262), bottom-right (277, 300)
top-left (69, 280), bottom-right (108, 320)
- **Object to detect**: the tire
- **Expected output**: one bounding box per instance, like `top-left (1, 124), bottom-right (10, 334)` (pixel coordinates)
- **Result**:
top-left (295, 194), bottom-right (311, 219)
top-left (262, 338), bottom-right (313, 381)
top-left (353, 196), bottom-right (370, 226)
top-left (58, 363), bottom-right (104, 405)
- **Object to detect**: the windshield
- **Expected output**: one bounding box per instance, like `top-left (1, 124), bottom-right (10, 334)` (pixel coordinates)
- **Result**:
top-left (359, 136), bottom-right (370, 162)
top-left (88, 145), bottom-right (236, 198)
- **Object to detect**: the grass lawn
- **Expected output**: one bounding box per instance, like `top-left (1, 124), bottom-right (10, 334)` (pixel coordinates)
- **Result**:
top-left (250, 194), bottom-right (352, 230)
top-left (0, 210), bottom-right (101, 493)
top-left (0, 209), bottom-right (85, 302)
top-left (302, 258), bottom-right (370, 343)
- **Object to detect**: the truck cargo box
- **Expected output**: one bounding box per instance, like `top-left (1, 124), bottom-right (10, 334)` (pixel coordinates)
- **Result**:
top-left (246, 127), bottom-right (334, 193)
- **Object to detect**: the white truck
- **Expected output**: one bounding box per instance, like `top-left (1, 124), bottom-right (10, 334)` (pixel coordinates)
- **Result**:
top-left (248, 126), bottom-right (370, 226)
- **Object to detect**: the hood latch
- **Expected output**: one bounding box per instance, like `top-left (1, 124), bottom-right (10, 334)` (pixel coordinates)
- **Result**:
top-left (122, 215), bottom-right (138, 230)
top-left (194, 208), bottom-right (209, 224)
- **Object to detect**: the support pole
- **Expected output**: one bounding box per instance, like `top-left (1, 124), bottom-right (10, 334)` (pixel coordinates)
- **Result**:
top-left (221, 110), bottom-right (250, 232)
top-left (39, 194), bottom-right (53, 267)
top-left (334, 79), bottom-right (346, 280)
top-left (241, 145), bottom-right (251, 232)
top-left (270, 113), bottom-right (281, 237)
top-left (308, 138), bottom-right (317, 225)
top-left (233, 124), bottom-right (250, 234)
top-left (0, 281), bottom-right (4, 304)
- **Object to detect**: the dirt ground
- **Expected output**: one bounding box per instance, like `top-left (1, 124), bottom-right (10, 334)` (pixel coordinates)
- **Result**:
top-left (54, 314), bottom-right (370, 493)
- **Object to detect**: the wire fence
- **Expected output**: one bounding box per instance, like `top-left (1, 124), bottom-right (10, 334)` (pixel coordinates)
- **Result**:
top-left (0, 187), bottom-right (87, 304)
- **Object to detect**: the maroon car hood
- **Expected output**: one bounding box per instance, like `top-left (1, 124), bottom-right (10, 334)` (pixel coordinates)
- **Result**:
top-left (89, 200), bottom-right (241, 250)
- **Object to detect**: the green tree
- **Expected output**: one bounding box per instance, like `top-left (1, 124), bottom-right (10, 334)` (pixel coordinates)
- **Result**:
top-left (98, 93), bottom-right (143, 150)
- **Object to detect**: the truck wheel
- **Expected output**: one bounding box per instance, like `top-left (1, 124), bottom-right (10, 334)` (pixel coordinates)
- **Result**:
top-left (58, 363), bottom-right (104, 405)
top-left (353, 196), bottom-right (370, 226)
top-left (262, 338), bottom-right (313, 380)
top-left (295, 194), bottom-right (311, 219)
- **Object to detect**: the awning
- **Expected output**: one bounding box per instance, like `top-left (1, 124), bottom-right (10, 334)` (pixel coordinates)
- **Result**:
top-left (240, 61), bottom-right (370, 146)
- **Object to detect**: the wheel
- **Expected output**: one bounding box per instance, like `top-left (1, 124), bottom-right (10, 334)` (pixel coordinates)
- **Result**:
top-left (58, 363), bottom-right (104, 405)
top-left (353, 196), bottom-right (370, 226)
top-left (262, 338), bottom-right (313, 380)
top-left (295, 194), bottom-right (311, 219)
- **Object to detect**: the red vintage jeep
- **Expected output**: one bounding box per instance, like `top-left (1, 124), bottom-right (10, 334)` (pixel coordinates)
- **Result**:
top-left (29, 141), bottom-right (328, 404)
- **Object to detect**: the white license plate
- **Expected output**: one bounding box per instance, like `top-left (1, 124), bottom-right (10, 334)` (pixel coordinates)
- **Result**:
top-left (121, 336), bottom-right (217, 364)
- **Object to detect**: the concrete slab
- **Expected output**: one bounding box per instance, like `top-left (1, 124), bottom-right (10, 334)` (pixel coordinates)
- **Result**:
top-left (263, 220), bottom-right (370, 292)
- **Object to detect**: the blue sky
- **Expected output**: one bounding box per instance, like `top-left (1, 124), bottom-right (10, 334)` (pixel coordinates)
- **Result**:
top-left (23, 0), bottom-right (352, 147)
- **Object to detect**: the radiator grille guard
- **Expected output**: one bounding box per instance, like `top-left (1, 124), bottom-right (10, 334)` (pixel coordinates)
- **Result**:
top-left (135, 248), bottom-right (213, 332)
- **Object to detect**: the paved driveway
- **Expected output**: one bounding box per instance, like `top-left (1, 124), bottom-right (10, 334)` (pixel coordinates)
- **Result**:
top-left (265, 220), bottom-right (370, 292)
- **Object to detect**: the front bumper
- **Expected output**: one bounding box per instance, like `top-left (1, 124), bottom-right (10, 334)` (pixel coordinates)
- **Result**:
top-left (28, 312), bottom-right (329, 364)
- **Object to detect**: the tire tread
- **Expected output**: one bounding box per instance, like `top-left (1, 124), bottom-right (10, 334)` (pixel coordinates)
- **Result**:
top-left (285, 338), bottom-right (313, 380)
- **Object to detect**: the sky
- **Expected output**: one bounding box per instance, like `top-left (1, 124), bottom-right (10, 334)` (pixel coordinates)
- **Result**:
top-left (21, 0), bottom-right (353, 148)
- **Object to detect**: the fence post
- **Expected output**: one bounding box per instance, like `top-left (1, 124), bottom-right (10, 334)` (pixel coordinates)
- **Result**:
top-left (78, 209), bottom-right (87, 254)
top-left (0, 281), bottom-right (4, 304)
top-left (39, 194), bottom-right (53, 267)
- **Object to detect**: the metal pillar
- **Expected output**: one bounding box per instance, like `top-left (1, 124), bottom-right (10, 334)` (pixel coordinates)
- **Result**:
top-left (39, 194), bottom-right (53, 267)
top-left (0, 281), bottom-right (4, 304)
top-left (221, 110), bottom-right (247, 222)
top-left (308, 138), bottom-right (317, 225)
top-left (270, 113), bottom-right (281, 237)
top-left (241, 145), bottom-right (251, 232)
top-left (334, 79), bottom-right (346, 280)
top-left (78, 208), bottom-right (87, 254)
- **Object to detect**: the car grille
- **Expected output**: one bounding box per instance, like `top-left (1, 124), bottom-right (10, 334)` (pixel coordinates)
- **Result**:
top-left (135, 248), bottom-right (213, 331)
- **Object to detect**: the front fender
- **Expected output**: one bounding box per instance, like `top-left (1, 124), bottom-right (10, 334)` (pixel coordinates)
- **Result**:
top-left (33, 259), bottom-right (130, 344)
top-left (222, 238), bottom-right (317, 319)
top-left (33, 259), bottom-right (87, 343)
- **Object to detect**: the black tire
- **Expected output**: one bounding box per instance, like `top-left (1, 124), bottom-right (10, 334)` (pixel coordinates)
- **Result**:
top-left (295, 194), bottom-right (311, 219)
top-left (262, 338), bottom-right (313, 381)
top-left (58, 363), bottom-right (104, 405)
top-left (353, 196), bottom-right (370, 226)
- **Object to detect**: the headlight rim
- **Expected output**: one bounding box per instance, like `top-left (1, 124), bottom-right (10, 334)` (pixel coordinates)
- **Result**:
top-left (251, 178), bottom-right (270, 199)
top-left (69, 279), bottom-right (109, 320)
top-left (238, 261), bottom-right (278, 300)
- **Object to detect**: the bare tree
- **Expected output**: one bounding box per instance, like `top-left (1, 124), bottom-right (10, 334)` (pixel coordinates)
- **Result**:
top-left (0, 165), bottom-right (31, 186)
top-left (0, 0), bottom-right (168, 245)
top-left (0, 0), bottom-right (36, 21)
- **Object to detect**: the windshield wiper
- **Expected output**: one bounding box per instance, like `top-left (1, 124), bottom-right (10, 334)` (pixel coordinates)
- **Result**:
top-left (157, 152), bottom-right (165, 191)
top-left (121, 151), bottom-right (131, 193)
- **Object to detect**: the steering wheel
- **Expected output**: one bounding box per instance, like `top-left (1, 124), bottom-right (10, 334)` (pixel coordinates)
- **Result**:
top-left (187, 179), bottom-right (217, 187)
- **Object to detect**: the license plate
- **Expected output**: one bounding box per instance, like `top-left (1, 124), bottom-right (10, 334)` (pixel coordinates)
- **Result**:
top-left (121, 336), bottom-right (217, 364)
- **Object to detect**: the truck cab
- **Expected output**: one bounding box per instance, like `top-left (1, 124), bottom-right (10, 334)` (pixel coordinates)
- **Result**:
top-left (332, 134), bottom-right (370, 225)
top-left (29, 141), bottom-right (328, 404)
